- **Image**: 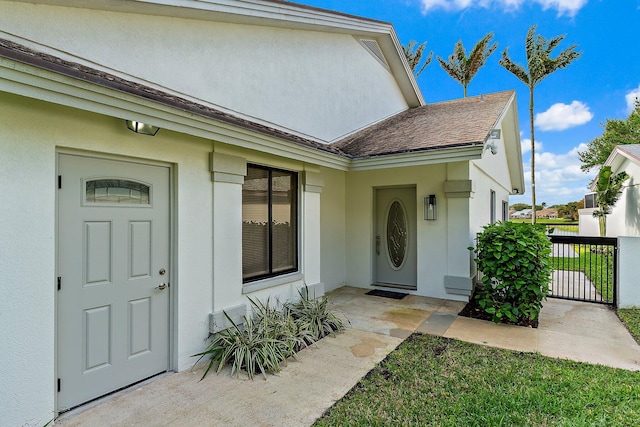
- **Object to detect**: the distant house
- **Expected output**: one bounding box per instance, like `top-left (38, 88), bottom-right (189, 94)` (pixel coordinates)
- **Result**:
top-left (0, 1), bottom-right (523, 424)
top-left (511, 209), bottom-right (532, 219)
top-left (579, 145), bottom-right (640, 236)
top-left (536, 208), bottom-right (558, 219)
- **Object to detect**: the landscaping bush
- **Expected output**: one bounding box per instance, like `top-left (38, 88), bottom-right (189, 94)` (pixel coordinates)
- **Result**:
top-left (470, 221), bottom-right (553, 323)
top-left (193, 288), bottom-right (344, 380)
top-left (284, 287), bottom-right (345, 344)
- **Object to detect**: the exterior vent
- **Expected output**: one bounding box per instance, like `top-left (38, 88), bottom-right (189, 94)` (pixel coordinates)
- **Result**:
top-left (584, 192), bottom-right (597, 209)
top-left (358, 38), bottom-right (389, 70)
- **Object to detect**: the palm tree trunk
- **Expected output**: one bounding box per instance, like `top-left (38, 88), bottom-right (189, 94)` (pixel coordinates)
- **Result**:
top-left (529, 85), bottom-right (536, 225)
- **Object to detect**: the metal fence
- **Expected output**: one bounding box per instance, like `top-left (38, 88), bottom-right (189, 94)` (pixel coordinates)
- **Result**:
top-left (549, 235), bottom-right (617, 306)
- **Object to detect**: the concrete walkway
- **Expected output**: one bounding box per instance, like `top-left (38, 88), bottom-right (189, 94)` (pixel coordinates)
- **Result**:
top-left (58, 286), bottom-right (640, 426)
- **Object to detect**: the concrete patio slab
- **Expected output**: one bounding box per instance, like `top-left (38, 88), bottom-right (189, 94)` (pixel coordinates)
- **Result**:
top-left (444, 316), bottom-right (540, 353)
top-left (58, 328), bottom-right (403, 426)
top-left (56, 287), bottom-right (640, 426)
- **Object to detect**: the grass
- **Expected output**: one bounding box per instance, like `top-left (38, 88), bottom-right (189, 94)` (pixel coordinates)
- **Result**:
top-left (551, 245), bottom-right (614, 302)
top-left (314, 334), bottom-right (640, 426)
top-left (618, 308), bottom-right (640, 344)
top-left (510, 218), bottom-right (577, 224)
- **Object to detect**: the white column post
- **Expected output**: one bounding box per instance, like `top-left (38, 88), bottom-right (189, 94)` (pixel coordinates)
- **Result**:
top-left (210, 152), bottom-right (246, 313)
top-left (302, 171), bottom-right (324, 298)
top-left (443, 179), bottom-right (475, 297)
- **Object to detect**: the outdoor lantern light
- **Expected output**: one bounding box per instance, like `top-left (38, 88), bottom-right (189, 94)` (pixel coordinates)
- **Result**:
top-left (125, 120), bottom-right (160, 136)
top-left (424, 194), bottom-right (437, 220)
top-left (489, 129), bottom-right (501, 140)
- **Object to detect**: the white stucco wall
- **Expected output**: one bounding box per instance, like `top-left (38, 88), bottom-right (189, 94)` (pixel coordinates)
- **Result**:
top-left (0, 92), bottom-right (216, 425)
top-left (578, 208), bottom-right (600, 236)
top-left (608, 160), bottom-right (640, 237)
top-left (0, 1), bottom-right (409, 142)
top-left (344, 163), bottom-right (469, 300)
top-left (320, 167), bottom-right (347, 292)
top-left (618, 237), bottom-right (640, 308)
top-left (0, 91), bottom-right (325, 425)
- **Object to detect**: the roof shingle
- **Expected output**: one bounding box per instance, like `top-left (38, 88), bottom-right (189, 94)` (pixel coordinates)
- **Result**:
top-left (334, 91), bottom-right (515, 158)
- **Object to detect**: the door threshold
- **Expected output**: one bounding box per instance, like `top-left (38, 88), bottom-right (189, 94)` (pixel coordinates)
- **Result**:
top-left (371, 283), bottom-right (417, 291)
top-left (56, 371), bottom-right (171, 422)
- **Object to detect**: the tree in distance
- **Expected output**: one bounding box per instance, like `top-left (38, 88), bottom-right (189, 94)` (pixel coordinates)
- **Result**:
top-left (500, 25), bottom-right (581, 224)
top-left (403, 40), bottom-right (433, 78)
top-left (437, 32), bottom-right (497, 98)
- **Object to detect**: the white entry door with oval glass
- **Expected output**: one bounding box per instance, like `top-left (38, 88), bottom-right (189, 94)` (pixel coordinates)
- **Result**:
top-left (375, 187), bottom-right (417, 290)
top-left (57, 153), bottom-right (170, 411)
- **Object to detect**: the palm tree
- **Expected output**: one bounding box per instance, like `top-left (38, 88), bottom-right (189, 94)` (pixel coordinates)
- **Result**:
top-left (499, 25), bottom-right (581, 224)
top-left (403, 40), bottom-right (433, 78)
top-left (436, 32), bottom-right (497, 98)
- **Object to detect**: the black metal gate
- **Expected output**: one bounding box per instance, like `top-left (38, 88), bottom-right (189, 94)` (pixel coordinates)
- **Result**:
top-left (549, 235), bottom-right (618, 306)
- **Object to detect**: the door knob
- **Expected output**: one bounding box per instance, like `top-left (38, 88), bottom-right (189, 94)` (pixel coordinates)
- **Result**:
top-left (376, 236), bottom-right (381, 255)
top-left (155, 283), bottom-right (167, 290)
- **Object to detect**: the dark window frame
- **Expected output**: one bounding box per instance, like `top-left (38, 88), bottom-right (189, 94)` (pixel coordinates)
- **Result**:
top-left (490, 190), bottom-right (496, 223)
top-left (242, 164), bottom-right (298, 283)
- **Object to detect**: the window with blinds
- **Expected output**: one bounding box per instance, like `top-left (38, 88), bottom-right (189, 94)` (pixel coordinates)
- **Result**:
top-left (242, 164), bottom-right (298, 282)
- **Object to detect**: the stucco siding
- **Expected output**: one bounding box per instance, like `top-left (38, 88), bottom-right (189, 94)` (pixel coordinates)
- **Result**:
top-left (0, 93), bottom-right (57, 426)
top-left (320, 167), bottom-right (347, 291)
top-left (609, 159), bottom-right (640, 236)
top-left (0, 1), bottom-right (409, 142)
top-left (344, 164), bottom-right (465, 300)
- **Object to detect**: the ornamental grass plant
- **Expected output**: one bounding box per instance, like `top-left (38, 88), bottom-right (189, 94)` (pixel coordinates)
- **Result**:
top-left (193, 287), bottom-right (345, 380)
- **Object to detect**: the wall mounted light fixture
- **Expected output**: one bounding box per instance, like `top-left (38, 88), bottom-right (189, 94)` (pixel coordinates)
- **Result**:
top-left (485, 129), bottom-right (501, 155)
top-left (125, 120), bottom-right (160, 136)
top-left (424, 194), bottom-right (436, 220)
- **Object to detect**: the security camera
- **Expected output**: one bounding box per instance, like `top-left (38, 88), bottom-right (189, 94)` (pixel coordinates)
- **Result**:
top-left (485, 141), bottom-right (498, 155)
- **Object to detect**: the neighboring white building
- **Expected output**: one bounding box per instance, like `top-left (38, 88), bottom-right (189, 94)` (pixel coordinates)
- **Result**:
top-left (579, 145), bottom-right (640, 237)
top-left (511, 209), bottom-right (532, 219)
top-left (0, 1), bottom-right (523, 424)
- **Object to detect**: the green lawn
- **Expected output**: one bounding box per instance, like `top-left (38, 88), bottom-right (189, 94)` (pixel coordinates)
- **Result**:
top-left (551, 246), bottom-right (614, 302)
top-left (510, 218), bottom-right (578, 224)
top-left (618, 308), bottom-right (640, 344)
top-left (314, 334), bottom-right (640, 426)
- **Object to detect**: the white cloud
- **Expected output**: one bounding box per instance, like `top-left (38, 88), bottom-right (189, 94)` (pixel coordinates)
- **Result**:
top-left (535, 101), bottom-right (593, 131)
top-left (520, 137), bottom-right (543, 154)
top-left (420, 0), bottom-right (586, 16)
top-left (536, 0), bottom-right (588, 17)
top-left (515, 142), bottom-right (596, 205)
top-left (625, 85), bottom-right (640, 114)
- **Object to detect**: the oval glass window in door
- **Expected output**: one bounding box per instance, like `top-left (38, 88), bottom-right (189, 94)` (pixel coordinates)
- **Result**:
top-left (386, 200), bottom-right (408, 269)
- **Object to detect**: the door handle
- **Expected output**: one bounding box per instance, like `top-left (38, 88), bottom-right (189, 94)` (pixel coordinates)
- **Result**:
top-left (376, 236), bottom-right (381, 255)
top-left (155, 283), bottom-right (167, 291)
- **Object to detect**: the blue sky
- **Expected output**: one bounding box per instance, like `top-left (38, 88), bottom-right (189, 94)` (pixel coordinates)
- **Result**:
top-left (299, 0), bottom-right (640, 206)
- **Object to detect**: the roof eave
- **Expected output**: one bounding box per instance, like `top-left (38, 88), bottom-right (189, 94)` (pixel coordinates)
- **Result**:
top-left (348, 143), bottom-right (485, 171)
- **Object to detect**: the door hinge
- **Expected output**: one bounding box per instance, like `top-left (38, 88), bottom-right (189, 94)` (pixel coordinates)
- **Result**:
top-left (57, 378), bottom-right (61, 392)
top-left (57, 277), bottom-right (61, 291)
top-left (58, 175), bottom-right (62, 189)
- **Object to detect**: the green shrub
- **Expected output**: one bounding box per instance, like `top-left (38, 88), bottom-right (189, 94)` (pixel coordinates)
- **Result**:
top-left (284, 286), bottom-right (346, 343)
top-left (193, 288), bottom-right (345, 380)
top-left (470, 221), bottom-right (553, 323)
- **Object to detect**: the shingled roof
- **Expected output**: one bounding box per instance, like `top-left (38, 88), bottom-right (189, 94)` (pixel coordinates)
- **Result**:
top-left (0, 37), bottom-right (513, 163)
top-left (333, 91), bottom-right (515, 158)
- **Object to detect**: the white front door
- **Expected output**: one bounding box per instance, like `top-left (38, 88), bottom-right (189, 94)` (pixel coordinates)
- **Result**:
top-left (375, 187), bottom-right (417, 290)
top-left (57, 153), bottom-right (171, 411)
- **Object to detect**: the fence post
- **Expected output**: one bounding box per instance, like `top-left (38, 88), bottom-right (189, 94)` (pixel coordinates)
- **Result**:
top-left (618, 237), bottom-right (640, 308)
